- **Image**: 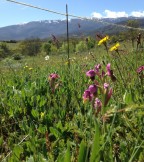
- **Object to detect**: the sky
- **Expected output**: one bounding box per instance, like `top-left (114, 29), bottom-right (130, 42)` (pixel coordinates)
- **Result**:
top-left (0, 0), bottom-right (144, 27)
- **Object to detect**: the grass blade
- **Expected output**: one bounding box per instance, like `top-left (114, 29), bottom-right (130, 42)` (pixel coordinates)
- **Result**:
top-left (90, 120), bottom-right (100, 162)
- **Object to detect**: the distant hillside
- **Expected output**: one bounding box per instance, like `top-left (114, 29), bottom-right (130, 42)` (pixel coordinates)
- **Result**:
top-left (0, 17), bottom-right (144, 40)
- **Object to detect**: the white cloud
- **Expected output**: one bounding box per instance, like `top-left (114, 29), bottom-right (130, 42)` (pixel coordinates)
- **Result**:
top-left (104, 10), bottom-right (128, 18)
top-left (91, 10), bottom-right (144, 18)
top-left (91, 12), bottom-right (103, 19)
top-left (131, 11), bottom-right (144, 17)
top-left (92, 10), bottom-right (129, 19)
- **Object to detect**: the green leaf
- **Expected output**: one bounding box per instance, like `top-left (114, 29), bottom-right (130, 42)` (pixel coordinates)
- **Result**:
top-left (78, 140), bottom-right (87, 162)
top-left (0, 136), bottom-right (3, 146)
top-left (36, 95), bottom-right (40, 102)
top-left (123, 90), bottom-right (133, 104)
top-left (39, 97), bottom-right (46, 107)
top-left (31, 109), bottom-right (39, 118)
top-left (13, 145), bottom-right (23, 159)
top-left (57, 152), bottom-right (64, 162)
top-left (26, 156), bottom-right (34, 162)
top-left (90, 121), bottom-right (100, 162)
top-left (50, 127), bottom-right (61, 138)
top-left (38, 125), bottom-right (47, 134)
top-left (64, 143), bottom-right (71, 162)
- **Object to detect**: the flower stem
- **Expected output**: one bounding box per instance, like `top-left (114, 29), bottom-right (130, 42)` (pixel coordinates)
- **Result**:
top-left (114, 58), bottom-right (127, 89)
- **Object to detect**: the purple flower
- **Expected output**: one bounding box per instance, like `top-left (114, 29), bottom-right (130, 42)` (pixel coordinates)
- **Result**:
top-left (95, 64), bottom-right (101, 73)
top-left (108, 88), bottom-right (113, 98)
top-left (83, 90), bottom-right (92, 103)
top-left (106, 63), bottom-right (111, 76)
top-left (86, 70), bottom-right (96, 80)
top-left (102, 70), bottom-right (105, 78)
top-left (48, 73), bottom-right (59, 80)
top-left (137, 66), bottom-right (144, 73)
top-left (104, 83), bottom-right (109, 89)
top-left (94, 98), bottom-right (102, 110)
top-left (88, 84), bottom-right (97, 95)
top-left (104, 88), bottom-right (113, 106)
top-left (48, 73), bottom-right (60, 93)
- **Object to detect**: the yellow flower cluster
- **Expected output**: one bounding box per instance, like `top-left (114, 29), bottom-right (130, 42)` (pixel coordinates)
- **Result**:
top-left (24, 65), bottom-right (28, 69)
top-left (98, 36), bottom-right (109, 45)
top-left (98, 35), bottom-right (120, 53)
top-left (24, 65), bottom-right (33, 71)
top-left (109, 43), bottom-right (120, 51)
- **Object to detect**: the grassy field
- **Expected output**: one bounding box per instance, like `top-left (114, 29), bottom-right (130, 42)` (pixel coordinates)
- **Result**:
top-left (0, 40), bottom-right (144, 162)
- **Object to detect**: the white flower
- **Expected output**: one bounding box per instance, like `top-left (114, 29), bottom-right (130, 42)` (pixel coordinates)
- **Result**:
top-left (45, 55), bottom-right (49, 61)
top-left (84, 56), bottom-right (88, 60)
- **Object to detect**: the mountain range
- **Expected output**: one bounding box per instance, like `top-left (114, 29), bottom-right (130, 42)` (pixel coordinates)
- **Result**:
top-left (0, 17), bottom-right (144, 40)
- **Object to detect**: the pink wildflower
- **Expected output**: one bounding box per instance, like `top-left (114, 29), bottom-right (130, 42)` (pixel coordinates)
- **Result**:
top-left (104, 88), bottom-right (113, 106)
top-left (106, 64), bottom-right (117, 82)
top-left (95, 64), bottom-right (101, 73)
top-left (48, 73), bottom-right (59, 80)
top-left (104, 83), bottom-right (109, 89)
top-left (106, 63), bottom-right (111, 76)
top-left (88, 84), bottom-right (97, 95)
top-left (94, 98), bottom-right (102, 115)
top-left (86, 69), bottom-right (96, 80)
top-left (94, 98), bottom-right (102, 109)
top-left (83, 90), bottom-right (92, 103)
top-left (48, 73), bottom-right (60, 93)
top-left (102, 70), bottom-right (105, 78)
top-left (137, 66), bottom-right (144, 73)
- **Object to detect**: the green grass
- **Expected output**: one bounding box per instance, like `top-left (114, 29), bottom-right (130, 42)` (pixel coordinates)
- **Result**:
top-left (0, 41), bottom-right (144, 162)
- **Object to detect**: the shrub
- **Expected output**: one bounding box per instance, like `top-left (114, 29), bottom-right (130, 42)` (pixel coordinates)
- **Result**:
top-left (0, 42), bottom-right (11, 59)
top-left (18, 38), bottom-right (42, 56)
top-left (13, 53), bottom-right (22, 60)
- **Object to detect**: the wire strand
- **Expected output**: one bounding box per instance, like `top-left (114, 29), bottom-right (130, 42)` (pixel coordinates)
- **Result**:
top-left (1, 134), bottom-right (29, 161)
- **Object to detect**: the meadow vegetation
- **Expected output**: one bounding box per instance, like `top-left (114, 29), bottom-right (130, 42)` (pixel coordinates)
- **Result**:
top-left (0, 31), bottom-right (144, 162)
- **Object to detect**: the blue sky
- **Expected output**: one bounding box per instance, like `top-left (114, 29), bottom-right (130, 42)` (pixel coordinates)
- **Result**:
top-left (0, 0), bottom-right (144, 27)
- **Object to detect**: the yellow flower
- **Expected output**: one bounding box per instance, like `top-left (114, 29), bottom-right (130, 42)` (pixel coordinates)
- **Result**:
top-left (24, 65), bottom-right (28, 69)
top-left (84, 56), bottom-right (88, 60)
top-left (40, 112), bottom-right (45, 119)
top-left (65, 61), bottom-right (69, 65)
top-left (29, 67), bottom-right (33, 70)
top-left (110, 42), bottom-right (120, 51)
top-left (98, 36), bottom-right (109, 45)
